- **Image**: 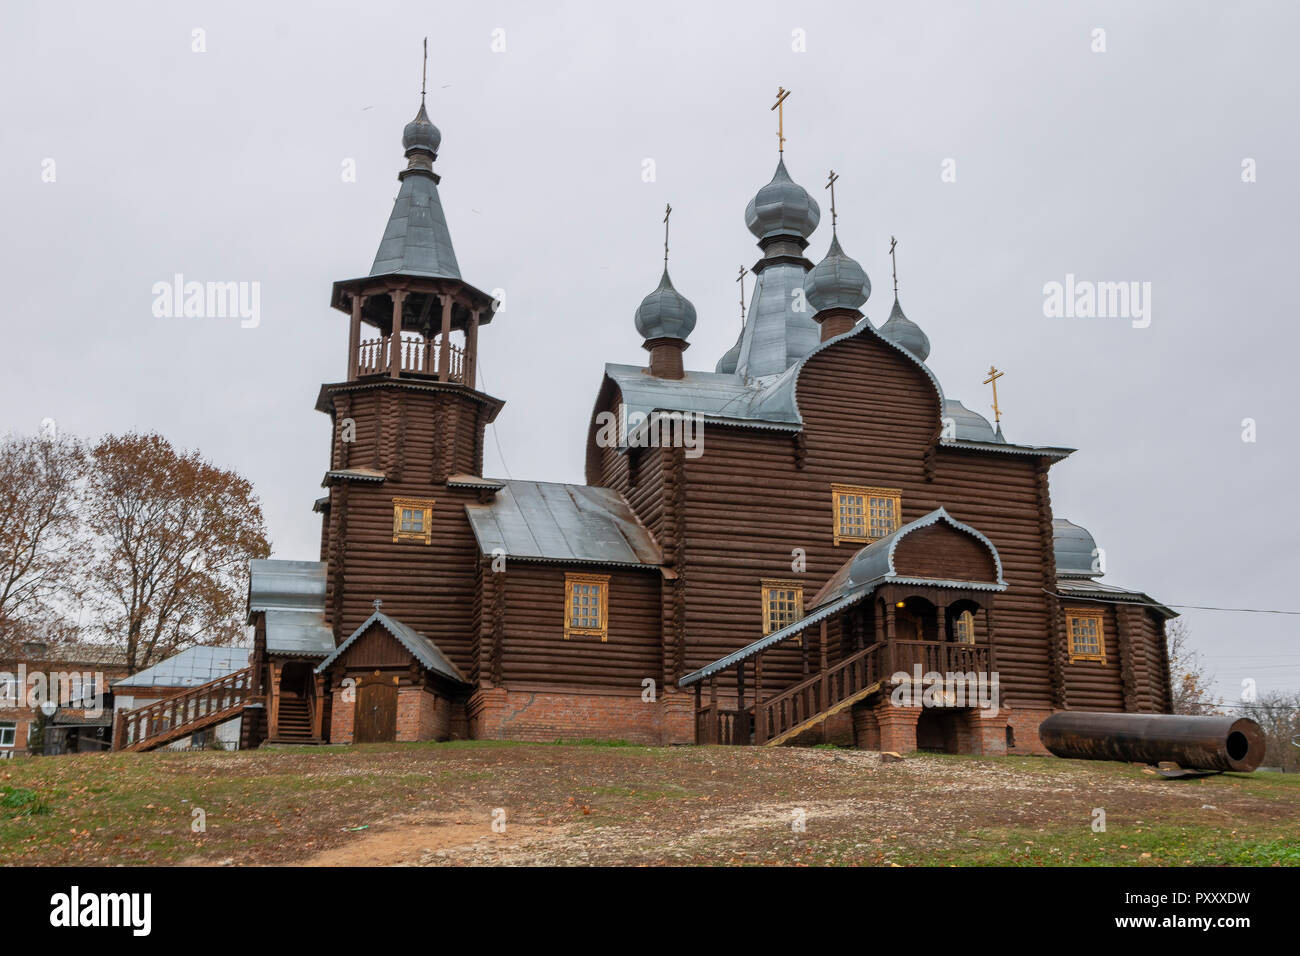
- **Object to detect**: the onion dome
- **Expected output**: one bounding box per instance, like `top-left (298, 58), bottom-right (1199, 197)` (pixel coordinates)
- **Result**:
top-left (942, 399), bottom-right (1004, 443)
top-left (745, 158), bottom-right (821, 241)
top-left (716, 326), bottom-right (743, 373)
top-left (878, 296), bottom-right (931, 362)
top-left (804, 234), bottom-right (870, 312)
top-left (1053, 519), bottom-right (1102, 578)
top-left (402, 100), bottom-right (441, 156)
top-left (634, 269), bottom-right (697, 342)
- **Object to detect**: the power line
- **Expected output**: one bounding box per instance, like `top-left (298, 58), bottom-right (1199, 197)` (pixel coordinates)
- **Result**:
top-left (1042, 589), bottom-right (1300, 615)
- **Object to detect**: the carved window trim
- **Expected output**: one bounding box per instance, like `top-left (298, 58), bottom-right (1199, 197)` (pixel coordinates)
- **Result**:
top-left (564, 573), bottom-right (609, 641)
top-left (1066, 607), bottom-right (1107, 663)
top-left (392, 497), bottom-right (435, 544)
top-left (831, 484), bottom-right (902, 545)
top-left (761, 578), bottom-right (805, 642)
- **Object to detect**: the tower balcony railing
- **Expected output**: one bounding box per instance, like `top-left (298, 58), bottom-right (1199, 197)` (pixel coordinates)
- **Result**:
top-left (354, 332), bottom-right (469, 385)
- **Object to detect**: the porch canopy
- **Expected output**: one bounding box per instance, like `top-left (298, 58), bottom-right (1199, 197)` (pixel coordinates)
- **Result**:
top-left (679, 508), bottom-right (1007, 689)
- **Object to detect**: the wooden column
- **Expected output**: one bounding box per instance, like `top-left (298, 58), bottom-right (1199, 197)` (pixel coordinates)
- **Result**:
top-left (312, 674), bottom-right (326, 739)
top-left (438, 295), bottom-right (453, 381)
top-left (268, 661), bottom-right (282, 739)
top-left (820, 620), bottom-right (829, 672)
top-left (693, 682), bottom-right (701, 743)
top-left (465, 308), bottom-right (480, 387)
top-left (936, 605), bottom-right (947, 644)
top-left (985, 606), bottom-right (999, 673)
top-left (708, 676), bottom-right (718, 744)
top-left (348, 293), bottom-right (363, 380)
top-left (754, 652), bottom-right (765, 744)
top-left (735, 662), bottom-right (747, 744)
top-left (389, 291), bottom-right (406, 378)
top-left (885, 600), bottom-right (897, 676)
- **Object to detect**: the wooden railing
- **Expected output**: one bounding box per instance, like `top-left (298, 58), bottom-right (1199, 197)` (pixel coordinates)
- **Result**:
top-left (114, 667), bottom-right (253, 753)
top-left (889, 641), bottom-right (990, 677)
top-left (696, 705), bottom-right (747, 746)
top-left (355, 334), bottom-right (466, 382)
top-left (756, 642), bottom-right (885, 745)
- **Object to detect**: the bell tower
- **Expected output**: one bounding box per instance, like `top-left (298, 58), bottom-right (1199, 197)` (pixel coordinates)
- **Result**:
top-left (315, 84), bottom-right (505, 650)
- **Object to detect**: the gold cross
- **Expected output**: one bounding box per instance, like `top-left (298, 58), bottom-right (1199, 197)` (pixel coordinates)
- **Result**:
top-left (663, 203), bottom-right (672, 267)
top-left (889, 236), bottom-right (899, 297)
top-left (737, 265), bottom-right (748, 325)
top-left (825, 170), bottom-right (839, 229)
top-left (771, 86), bottom-right (790, 153)
top-left (983, 366), bottom-right (1005, 424)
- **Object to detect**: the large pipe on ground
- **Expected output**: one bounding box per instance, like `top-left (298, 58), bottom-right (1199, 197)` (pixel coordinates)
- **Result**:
top-left (1039, 712), bottom-right (1265, 773)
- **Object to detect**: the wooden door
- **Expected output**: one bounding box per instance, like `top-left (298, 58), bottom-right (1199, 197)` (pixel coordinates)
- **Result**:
top-left (354, 671), bottom-right (398, 743)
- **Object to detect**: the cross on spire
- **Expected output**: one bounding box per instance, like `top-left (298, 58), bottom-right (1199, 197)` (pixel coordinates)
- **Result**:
top-left (420, 37), bottom-right (428, 105)
top-left (889, 236), bottom-right (899, 298)
top-left (983, 365), bottom-right (1005, 425)
top-left (771, 86), bottom-right (791, 153)
top-left (825, 169), bottom-right (840, 232)
top-left (663, 203), bottom-right (672, 268)
top-left (373, 598), bottom-right (383, 612)
top-left (736, 265), bottom-right (748, 326)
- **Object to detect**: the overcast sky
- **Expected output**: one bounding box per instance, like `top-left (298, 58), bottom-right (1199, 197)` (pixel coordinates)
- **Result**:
top-left (2, 1), bottom-right (1296, 701)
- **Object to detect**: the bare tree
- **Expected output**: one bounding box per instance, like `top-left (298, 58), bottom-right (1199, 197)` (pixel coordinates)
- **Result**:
top-left (1240, 691), bottom-right (1300, 773)
top-left (0, 432), bottom-right (86, 651)
top-left (1166, 618), bottom-right (1223, 715)
top-left (84, 433), bottom-right (271, 673)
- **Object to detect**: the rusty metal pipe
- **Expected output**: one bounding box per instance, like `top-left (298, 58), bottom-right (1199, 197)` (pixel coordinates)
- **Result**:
top-left (1039, 712), bottom-right (1265, 773)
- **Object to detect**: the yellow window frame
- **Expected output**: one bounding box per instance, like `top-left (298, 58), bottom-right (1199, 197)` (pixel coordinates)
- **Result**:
top-left (564, 573), bottom-right (610, 641)
top-left (392, 497), bottom-right (435, 544)
top-left (831, 484), bottom-right (902, 545)
top-left (761, 579), bottom-right (805, 642)
top-left (1066, 607), bottom-right (1107, 663)
top-left (953, 609), bottom-right (976, 644)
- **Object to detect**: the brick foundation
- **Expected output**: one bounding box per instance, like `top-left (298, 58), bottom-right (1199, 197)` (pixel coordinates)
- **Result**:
top-left (397, 685), bottom-right (451, 742)
top-left (1004, 705), bottom-right (1054, 755)
top-left (469, 685), bottom-right (694, 745)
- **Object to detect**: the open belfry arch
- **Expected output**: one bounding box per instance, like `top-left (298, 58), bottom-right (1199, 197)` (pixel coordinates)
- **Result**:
top-left (211, 75), bottom-right (1178, 755)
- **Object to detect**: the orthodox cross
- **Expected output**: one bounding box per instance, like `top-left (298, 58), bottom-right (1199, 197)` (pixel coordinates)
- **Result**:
top-left (373, 598), bottom-right (383, 612)
top-left (420, 37), bottom-right (428, 105)
top-left (771, 86), bottom-right (790, 153)
top-left (889, 236), bottom-right (899, 297)
top-left (983, 366), bottom-right (1005, 425)
top-left (663, 203), bottom-right (672, 268)
top-left (825, 169), bottom-right (839, 231)
top-left (736, 265), bottom-right (748, 326)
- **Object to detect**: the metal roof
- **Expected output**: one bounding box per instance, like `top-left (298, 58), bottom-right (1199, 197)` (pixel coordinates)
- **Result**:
top-left (735, 260), bottom-right (821, 378)
top-left (247, 559), bottom-right (336, 656)
top-left (446, 474), bottom-right (506, 491)
top-left (745, 157), bottom-right (821, 241)
top-left (879, 296), bottom-right (931, 362)
top-left (316, 611), bottom-right (468, 684)
top-left (113, 646), bottom-right (250, 689)
top-left (464, 480), bottom-right (663, 567)
top-left (634, 268), bottom-right (697, 342)
top-left (1055, 578), bottom-right (1178, 618)
top-left (323, 467), bottom-right (386, 486)
top-left (811, 508), bottom-right (1007, 608)
top-left (370, 160), bottom-right (461, 280)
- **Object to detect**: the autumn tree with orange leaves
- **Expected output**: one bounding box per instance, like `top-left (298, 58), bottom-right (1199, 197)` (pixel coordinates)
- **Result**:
top-left (84, 433), bottom-right (271, 673)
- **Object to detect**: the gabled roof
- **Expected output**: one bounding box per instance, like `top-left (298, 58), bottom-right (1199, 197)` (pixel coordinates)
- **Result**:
top-left (113, 646), bottom-right (250, 689)
top-left (465, 480), bottom-right (663, 568)
top-left (315, 611), bottom-right (468, 685)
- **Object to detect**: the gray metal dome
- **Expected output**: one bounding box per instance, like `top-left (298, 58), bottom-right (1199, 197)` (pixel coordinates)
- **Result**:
top-left (1053, 519), bottom-right (1102, 578)
top-left (634, 269), bottom-right (697, 341)
top-left (878, 296), bottom-right (931, 361)
top-left (716, 325), bottom-right (743, 373)
top-left (942, 399), bottom-right (1004, 443)
top-left (804, 234), bottom-right (870, 313)
top-left (402, 101), bottom-right (441, 155)
top-left (745, 158), bottom-right (820, 241)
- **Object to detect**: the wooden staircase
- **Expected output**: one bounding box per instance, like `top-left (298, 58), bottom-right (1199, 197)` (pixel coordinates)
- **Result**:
top-left (757, 642), bottom-right (886, 746)
top-left (115, 667), bottom-right (255, 753)
top-left (269, 695), bottom-right (317, 743)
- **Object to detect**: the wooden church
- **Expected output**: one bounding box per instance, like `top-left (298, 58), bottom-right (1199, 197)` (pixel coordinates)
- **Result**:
top-left (236, 86), bottom-right (1176, 756)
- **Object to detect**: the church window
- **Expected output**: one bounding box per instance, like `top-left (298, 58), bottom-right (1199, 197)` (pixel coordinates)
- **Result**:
top-left (831, 484), bottom-right (901, 544)
top-left (564, 573), bottom-right (609, 641)
top-left (392, 497), bottom-right (435, 544)
top-left (953, 610), bottom-right (976, 644)
top-left (1066, 608), bottom-right (1106, 663)
top-left (762, 580), bottom-right (804, 638)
